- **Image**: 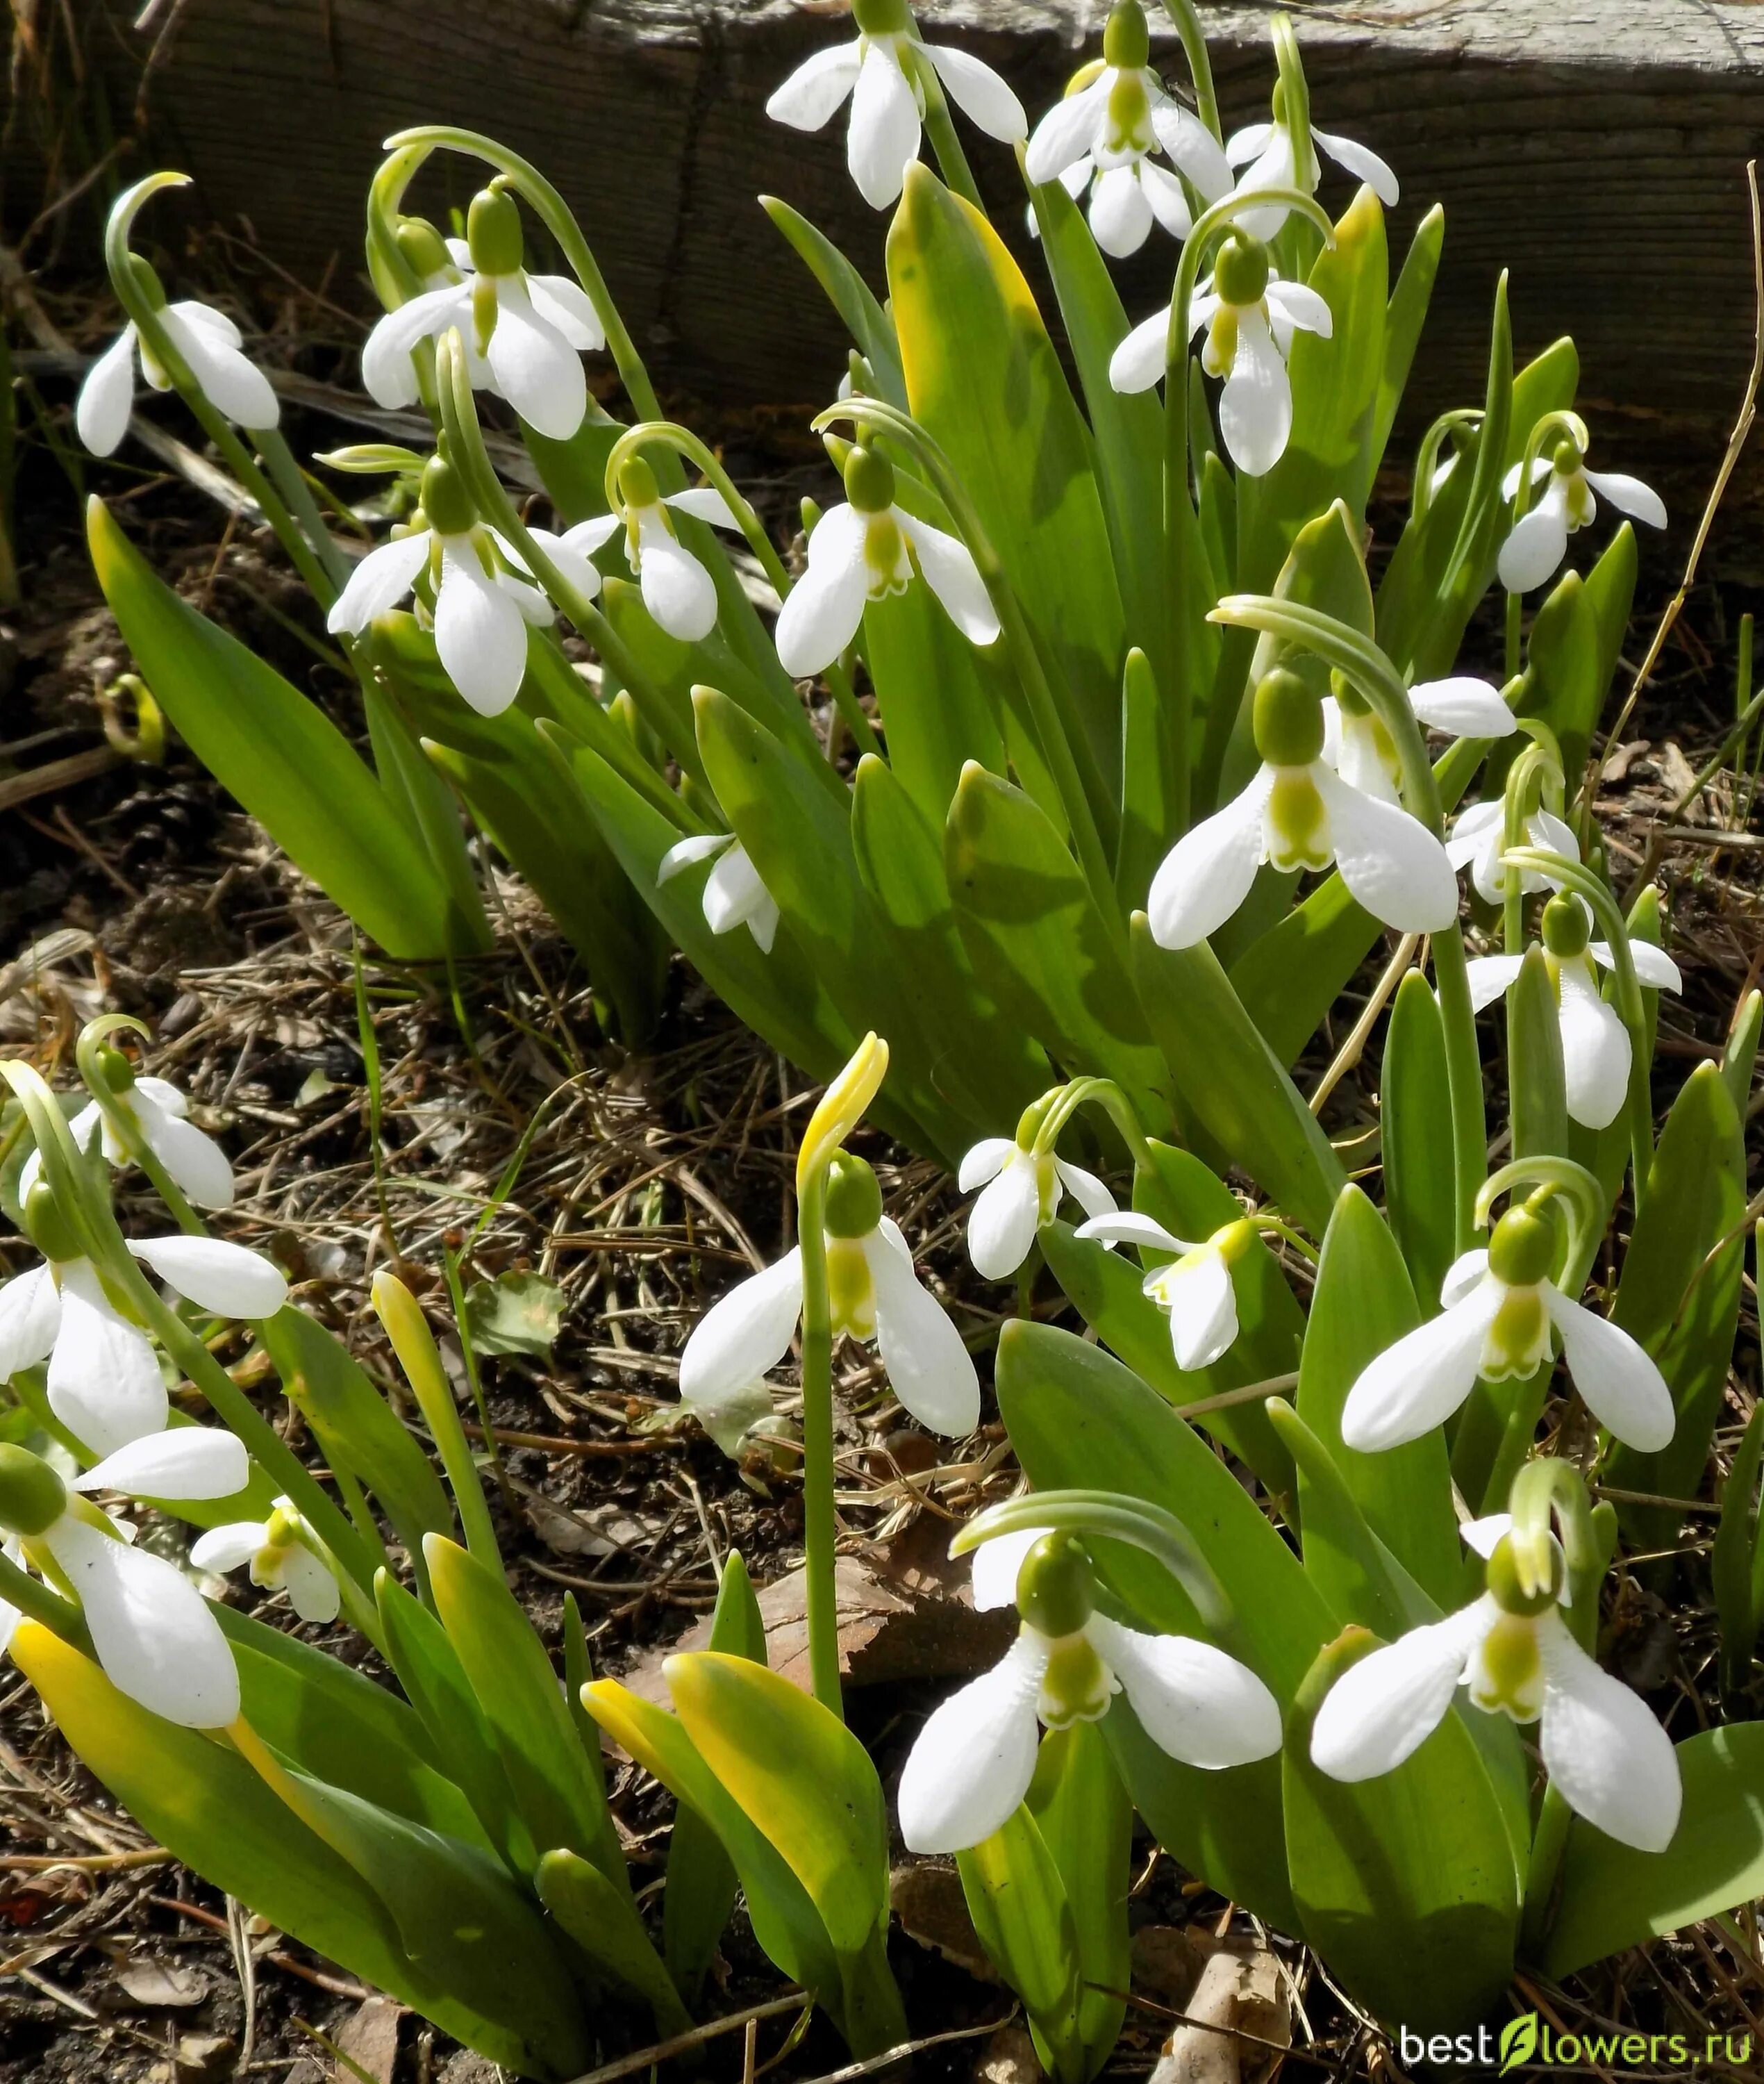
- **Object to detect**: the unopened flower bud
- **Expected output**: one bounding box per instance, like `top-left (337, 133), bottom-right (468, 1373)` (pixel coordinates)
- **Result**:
top-left (0, 1444), bottom-right (67, 1537)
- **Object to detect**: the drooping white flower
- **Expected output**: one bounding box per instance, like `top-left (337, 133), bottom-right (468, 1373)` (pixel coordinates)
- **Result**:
top-left (0, 1433), bottom-right (247, 1728)
top-left (1498, 434), bottom-right (1665, 594)
top-left (775, 443), bottom-right (998, 677)
top-left (1340, 1200), bottom-right (1674, 1453)
top-left (326, 455), bottom-right (552, 716)
top-left (192, 1496), bottom-right (340, 1624)
top-left (1321, 676), bottom-right (1517, 807)
top-left (1446, 798), bottom-right (1581, 906)
top-left (22, 1062), bottom-right (233, 1211)
top-left (677, 1152), bottom-right (979, 1438)
top-left (360, 220), bottom-right (494, 412)
top-left (1147, 667), bottom-right (1458, 950)
top-left (563, 457), bottom-right (742, 643)
top-left (1111, 232), bottom-right (1331, 475)
top-left (1465, 894), bottom-right (1683, 1131)
top-left (958, 1135), bottom-right (1115, 1281)
top-left (767, 0), bottom-right (1026, 213)
top-left (898, 1524), bottom-right (1281, 1852)
top-left (360, 187), bottom-right (604, 440)
top-left (0, 1203), bottom-right (288, 1457)
top-left (77, 281), bottom-right (279, 458)
top-left (1074, 1210), bottom-right (1250, 1371)
top-left (1224, 102), bottom-right (1398, 242)
top-left (1024, 0), bottom-right (1231, 257)
top-left (1310, 1518), bottom-right (1681, 1853)
top-left (658, 832), bottom-right (779, 952)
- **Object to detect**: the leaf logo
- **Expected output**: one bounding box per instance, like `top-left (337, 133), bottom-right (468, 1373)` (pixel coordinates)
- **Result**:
top-left (1499, 2013), bottom-right (1540, 2074)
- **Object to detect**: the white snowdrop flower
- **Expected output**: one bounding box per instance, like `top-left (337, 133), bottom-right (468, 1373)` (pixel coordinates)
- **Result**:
top-left (774, 443), bottom-right (998, 677)
top-left (1224, 87), bottom-right (1398, 242)
top-left (326, 454), bottom-right (551, 717)
top-left (1024, 0), bottom-right (1231, 257)
top-left (657, 831), bottom-right (779, 953)
top-left (1074, 1210), bottom-right (1251, 1371)
top-left (1465, 893), bottom-right (1683, 1132)
top-left (1111, 233), bottom-right (1331, 476)
top-left (0, 1534), bottom-right (26, 1660)
top-left (678, 1152), bottom-right (979, 1438)
top-left (562, 456), bottom-right (743, 643)
top-left (1446, 798), bottom-right (1581, 907)
top-left (77, 268), bottom-right (278, 458)
top-left (898, 1525), bottom-right (1280, 1853)
top-left (360, 219), bottom-right (495, 412)
top-left (0, 1435), bottom-right (247, 1728)
top-left (22, 1053), bottom-right (233, 1212)
top-left (1498, 433), bottom-right (1665, 594)
top-left (1321, 675), bottom-right (1517, 807)
top-left (192, 1496), bottom-right (340, 1625)
top-left (1340, 1199), bottom-right (1674, 1454)
top-left (958, 1133), bottom-right (1115, 1281)
top-left (0, 1189), bottom-right (288, 1457)
top-left (1147, 667), bottom-right (1458, 952)
top-left (767, 0), bottom-right (1026, 213)
top-left (1310, 1518), bottom-right (1681, 1853)
top-left (360, 186), bottom-right (604, 440)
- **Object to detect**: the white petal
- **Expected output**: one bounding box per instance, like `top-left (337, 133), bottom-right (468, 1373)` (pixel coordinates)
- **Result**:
top-left (1074, 1211), bottom-right (1191, 1255)
top-left (1543, 1287), bottom-right (1674, 1451)
top-left (766, 41), bottom-right (863, 131)
top-left (326, 530), bottom-right (431, 635)
top-left (1219, 309), bottom-right (1292, 478)
top-left (1332, 711), bottom-right (1401, 804)
top-left (1465, 953), bottom-right (1524, 1014)
top-left (128, 1236), bottom-right (288, 1319)
top-left (1555, 958), bottom-right (1631, 1131)
top-left (1596, 939), bottom-right (1682, 994)
top-left (658, 831), bottom-right (734, 884)
top-left (1108, 308), bottom-right (1172, 395)
top-left (1313, 126), bottom-right (1400, 206)
top-left (678, 1251), bottom-right (804, 1412)
top-left (167, 299), bottom-right (242, 349)
top-left (133, 1094), bottom-right (235, 1210)
top-left (1313, 764), bottom-right (1460, 934)
top-left (1445, 798), bottom-right (1501, 870)
top-left (775, 504), bottom-right (869, 677)
top-left (1147, 96), bottom-right (1233, 200)
top-left (1226, 127), bottom-right (1298, 240)
top-left (1137, 159), bottom-right (1194, 240)
top-left (1053, 1161), bottom-right (1116, 1224)
top-left (485, 280), bottom-right (588, 440)
top-left (1339, 1280), bottom-right (1504, 1450)
top-left (866, 1220), bottom-right (981, 1437)
top-left (1146, 769), bottom-right (1274, 950)
top-left (1310, 1603), bottom-right (1491, 1780)
top-left (1459, 1513), bottom-right (1511, 1560)
top-left (21, 1102), bottom-right (102, 1202)
top-left (1225, 122), bottom-right (1274, 165)
top-left (702, 841), bottom-right (773, 938)
top-left (47, 1265), bottom-right (167, 1457)
top-left (847, 42), bottom-right (922, 210)
top-left (435, 546), bottom-right (530, 716)
top-left (132, 1077), bottom-right (188, 1118)
top-left (524, 272), bottom-right (605, 352)
top-left (562, 513), bottom-right (622, 558)
top-left (1439, 1248), bottom-right (1491, 1310)
top-left (897, 1635), bottom-right (1049, 1853)
top-left (1263, 279), bottom-right (1334, 340)
top-left (967, 1160), bottom-right (1042, 1281)
top-left (970, 1526), bottom-right (1047, 1614)
top-left (1501, 455), bottom-right (1556, 500)
top-left (72, 1428), bottom-right (249, 1502)
top-left (47, 1519), bottom-right (239, 1729)
top-left (1088, 1616), bottom-right (1281, 1767)
top-left (1579, 469), bottom-right (1666, 531)
top-left (76, 326), bottom-right (139, 456)
top-left (636, 518), bottom-right (719, 643)
top-left (0, 1265), bottom-right (61, 1378)
top-left (164, 312), bottom-right (278, 431)
top-left (958, 1138), bottom-right (1015, 1192)
top-left (924, 43), bottom-right (1026, 142)
top-left (664, 486), bottom-right (742, 531)
top-left (1159, 1249), bottom-right (1239, 1371)
top-left (190, 1521), bottom-right (267, 1574)
top-left (1089, 164), bottom-right (1155, 256)
top-left (1408, 677), bottom-right (1517, 739)
top-left (897, 513), bottom-right (999, 645)
top-left (360, 308), bottom-right (423, 410)
top-left (1498, 500), bottom-right (1570, 593)
top-left (1537, 1614), bottom-right (1681, 1851)
top-left (280, 1544), bottom-right (342, 1624)
top-left (1026, 76), bottom-right (1108, 185)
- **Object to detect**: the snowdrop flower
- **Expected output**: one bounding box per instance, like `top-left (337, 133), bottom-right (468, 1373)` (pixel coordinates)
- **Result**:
top-left (192, 1496), bottom-right (340, 1624)
top-left (774, 443), bottom-right (998, 677)
top-left (562, 456), bottom-right (742, 643)
top-left (1322, 675), bottom-right (1516, 807)
top-left (1499, 433), bottom-right (1665, 594)
top-left (360, 185), bottom-right (603, 440)
top-left (360, 217), bottom-right (493, 411)
top-left (678, 1151), bottom-right (979, 1437)
top-left (1446, 798), bottom-right (1581, 906)
top-left (326, 454), bottom-right (551, 716)
top-left (1074, 1210), bottom-right (1254, 1371)
top-left (898, 1526), bottom-right (1280, 1852)
top-left (1466, 894), bottom-right (1683, 1131)
top-left (958, 1133), bottom-right (1114, 1281)
top-left (1111, 232), bottom-right (1331, 475)
top-left (1340, 1198), bottom-right (1673, 1453)
top-left (22, 1052), bottom-right (233, 1211)
top-left (766, 0), bottom-right (1026, 213)
top-left (1311, 1517), bottom-right (1681, 1852)
top-left (1224, 85), bottom-right (1398, 241)
top-left (0, 1534), bottom-right (23, 1658)
top-left (0, 1189), bottom-right (288, 1456)
top-left (0, 1434), bottom-right (248, 1727)
top-left (1024, 0), bottom-right (1232, 256)
top-left (1147, 667), bottom-right (1458, 950)
top-left (77, 266), bottom-right (278, 458)
top-left (658, 831), bottom-right (779, 952)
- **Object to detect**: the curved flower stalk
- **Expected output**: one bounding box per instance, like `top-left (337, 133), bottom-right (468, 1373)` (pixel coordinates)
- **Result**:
top-left (1499, 431), bottom-right (1665, 594)
top-left (1447, 797), bottom-right (1580, 904)
top-left (774, 441), bottom-right (999, 675)
top-left (1024, 0), bottom-right (1232, 256)
top-left (1311, 1512), bottom-right (1681, 1852)
top-left (958, 1093), bottom-right (1116, 1280)
top-left (78, 273), bottom-right (280, 458)
top-left (565, 454), bottom-right (743, 643)
top-left (1147, 666), bottom-right (1458, 950)
top-left (1112, 231), bottom-right (1331, 475)
top-left (1340, 1197), bottom-right (1673, 1453)
top-left (1467, 894), bottom-right (1683, 1130)
top-left (898, 1526), bottom-right (1280, 1852)
top-left (192, 1497), bottom-right (340, 1624)
top-left (1322, 674), bottom-right (1516, 806)
top-left (0, 1437), bottom-right (247, 1728)
top-left (658, 831), bottom-right (780, 952)
top-left (1225, 93), bottom-right (1397, 242)
top-left (1074, 1211), bottom-right (1252, 1371)
top-left (21, 1048), bottom-right (233, 1211)
top-left (0, 1184), bottom-right (288, 1456)
top-left (766, 0), bottom-right (1025, 212)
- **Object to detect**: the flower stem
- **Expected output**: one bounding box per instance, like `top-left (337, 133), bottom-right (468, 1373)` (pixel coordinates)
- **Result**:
top-left (794, 1162), bottom-right (844, 1721)
top-left (1155, 0), bottom-right (1222, 141)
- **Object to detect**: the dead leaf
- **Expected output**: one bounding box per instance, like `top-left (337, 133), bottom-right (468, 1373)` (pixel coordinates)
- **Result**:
top-left (513, 1478), bottom-right (656, 1558)
top-left (114, 1957), bottom-right (208, 2008)
top-left (1601, 738), bottom-right (1651, 783)
top-left (972, 2022), bottom-right (1040, 2084)
top-left (1149, 1940), bottom-right (1290, 2084)
top-left (333, 1994), bottom-right (405, 2083)
top-left (890, 1862), bottom-right (993, 1980)
top-left (172, 2033), bottom-right (233, 2079)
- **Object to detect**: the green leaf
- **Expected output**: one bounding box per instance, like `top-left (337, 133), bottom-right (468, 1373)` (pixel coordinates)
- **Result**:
top-left (1577, 523), bottom-right (1639, 773)
top-left (1722, 989), bottom-right (1763, 1125)
top-left (1117, 647), bottom-right (1182, 912)
top-left (1509, 943), bottom-right (1569, 1161)
top-left (462, 1269), bottom-right (565, 1359)
top-left (859, 576), bottom-right (1006, 832)
top-left (518, 397), bottom-right (624, 526)
top-left (1383, 970), bottom-right (1457, 1314)
top-left (761, 195), bottom-right (907, 408)
top-left (537, 1849), bottom-right (692, 2037)
top-left (360, 677), bottom-right (493, 956)
top-left (1029, 1720), bottom-right (1131, 2071)
top-left (1373, 206), bottom-right (1445, 472)
top-left (88, 499), bottom-right (463, 962)
top-left (1713, 1400), bottom-right (1764, 1698)
top-left (956, 1805), bottom-right (1085, 2083)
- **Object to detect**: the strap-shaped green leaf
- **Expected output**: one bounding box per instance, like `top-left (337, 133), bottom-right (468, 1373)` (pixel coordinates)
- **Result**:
top-left (538, 1849), bottom-right (692, 2037)
top-left (858, 570), bottom-right (1006, 832)
top-left (1383, 970), bottom-right (1457, 1314)
top-left (1509, 943), bottom-right (1570, 1161)
top-left (761, 195), bottom-right (907, 408)
top-left (1029, 1721), bottom-right (1131, 2073)
top-left (956, 1804), bottom-right (1085, 2081)
top-left (1372, 205), bottom-right (1445, 474)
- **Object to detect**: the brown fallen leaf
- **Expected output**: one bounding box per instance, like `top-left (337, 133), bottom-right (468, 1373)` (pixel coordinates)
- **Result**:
top-left (972, 2021), bottom-right (1041, 2084)
top-left (114, 1956), bottom-right (208, 2008)
top-left (1148, 1939), bottom-right (1290, 2084)
top-left (890, 1861), bottom-right (994, 1980)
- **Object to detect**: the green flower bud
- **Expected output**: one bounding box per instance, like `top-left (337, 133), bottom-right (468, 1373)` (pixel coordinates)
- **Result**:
top-left (1540, 893), bottom-right (1590, 960)
top-left (128, 256), bottom-right (169, 312)
top-left (1017, 1530), bottom-right (1096, 1637)
top-left (1253, 666), bottom-right (1325, 767)
top-left (1551, 436), bottom-right (1581, 477)
top-left (94, 1043), bottom-right (135, 1095)
top-left (0, 1444), bottom-right (67, 1537)
top-left (842, 443), bottom-right (897, 515)
top-left (851, 0), bottom-right (913, 35)
top-left (824, 1150), bottom-right (883, 1239)
top-left (616, 453), bottom-right (662, 512)
top-left (23, 1182), bottom-right (81, 1267)
top-left (1213, 233), bottom-right (1270, 311)
top-left (1488, 1203), bottom-right (1556, 1288)
top-left (1103, 0), bottom-right (1150, 70)
top-left (394, 217), bottom-right (453, 282)
top-left (418, 455), bottom-right (477, 538)
top-left (1485, 1532), bottom-right (1563, 1618)
top-left (466, 185), bottom-right (524, 278)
